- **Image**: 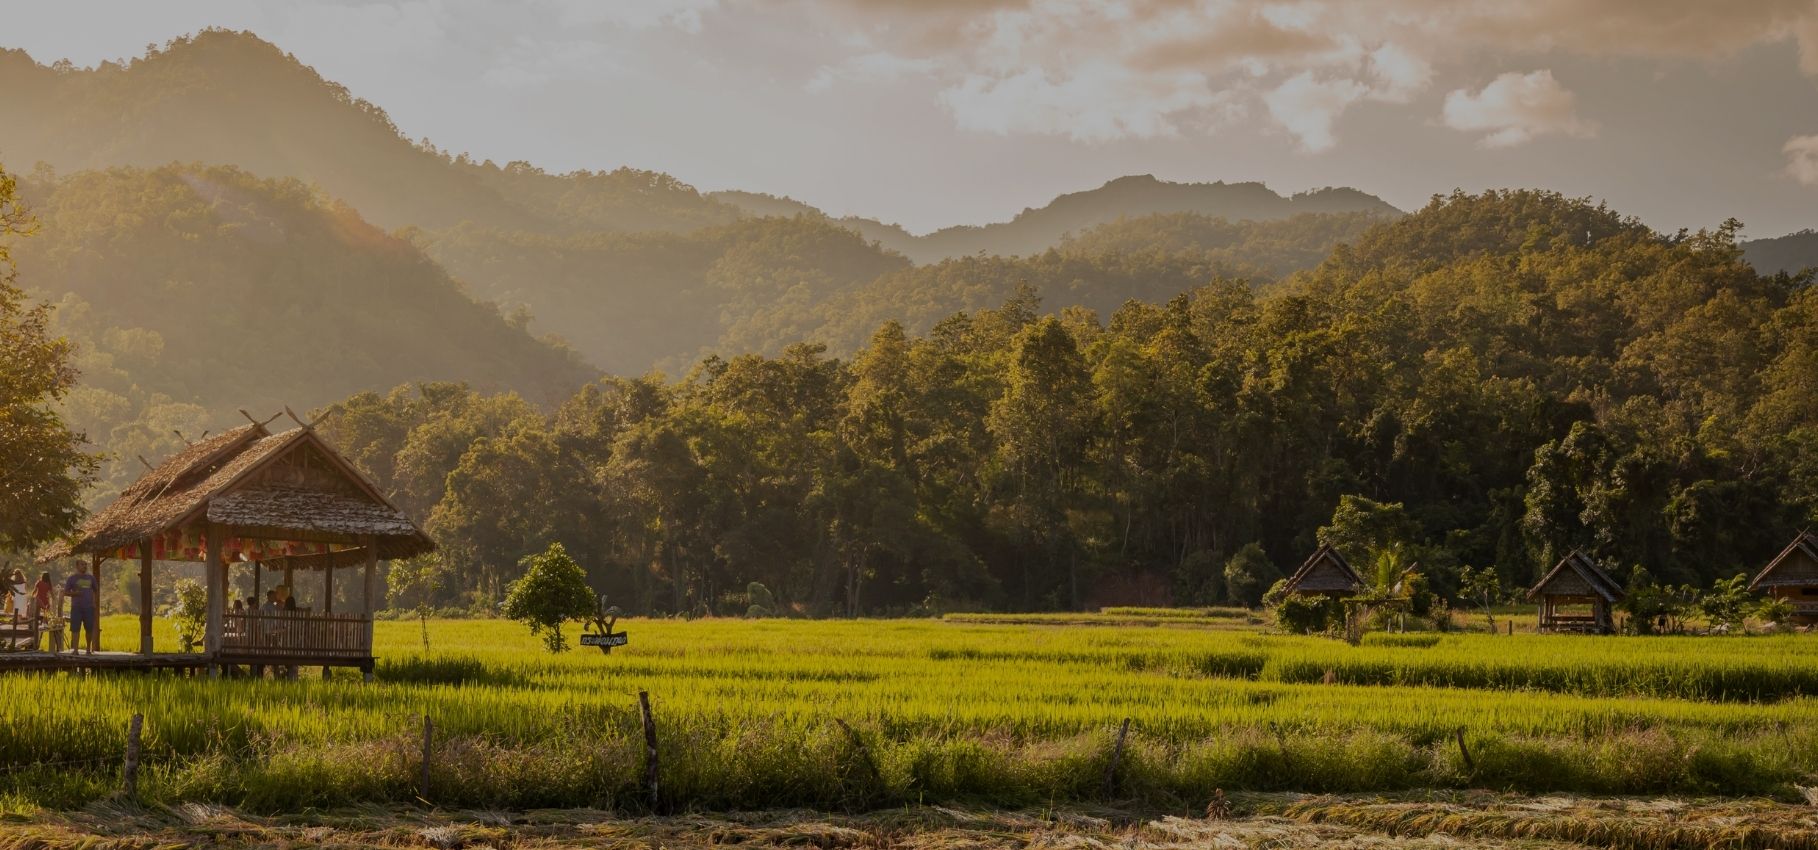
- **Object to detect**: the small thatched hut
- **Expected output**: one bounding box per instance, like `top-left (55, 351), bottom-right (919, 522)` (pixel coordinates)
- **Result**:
top-left (1527, 550), bottom-right (1624, 634)
top-left (1280, 545), bottom-right (1364, 597)
top-left (1748, 530), bottom-right (1818, 625)
top-left (39, 415), bottom-right (433, 677)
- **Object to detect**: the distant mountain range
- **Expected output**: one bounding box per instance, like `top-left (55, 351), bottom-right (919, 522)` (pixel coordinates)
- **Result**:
top-left (1741, 229), bottom-right (1818, 276)
top-left (710, 177), bottom-right (1400, 263)
top-left (1, 28), bottom-right (1809, 411)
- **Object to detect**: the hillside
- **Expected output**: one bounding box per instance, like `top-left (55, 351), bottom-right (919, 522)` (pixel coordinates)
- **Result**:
top-left (421, 210), bottom-right (1385, 372)
top-left (9, 163), bottom-right (596, 501)
top-left (1743, 229), bottom-right (1818, 275)
top-left (0, 30), bottom-right (738, 235)
top-left (712, 176), bottom-right (1400, 263)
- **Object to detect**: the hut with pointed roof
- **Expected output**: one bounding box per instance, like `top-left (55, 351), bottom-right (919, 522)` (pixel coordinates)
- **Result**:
top-left (1280, 545), bottom-right (1365, 598)
top-left (34, 413), bottom-right (433, 677)
top-left (1749, 530), bottom-right (1818, 625)
top-left (1527, 550), bottom-right (1624, 634)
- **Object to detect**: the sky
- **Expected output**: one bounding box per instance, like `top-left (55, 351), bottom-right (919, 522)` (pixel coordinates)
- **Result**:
top-left (7, 0), bottom-right (1818, 237)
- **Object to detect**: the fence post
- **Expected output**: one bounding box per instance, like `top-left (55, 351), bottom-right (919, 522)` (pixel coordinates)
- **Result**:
top-left (1455, 726), bottom-right (1475, 774)
top-left (420, 715), bottom-right (434, 803)
top-left (638, 690), bottom-right (660, 811)
top-left (123, 713), bottom-right (143, 799)
top-left (1102, 717), bottom-right (1131, 797)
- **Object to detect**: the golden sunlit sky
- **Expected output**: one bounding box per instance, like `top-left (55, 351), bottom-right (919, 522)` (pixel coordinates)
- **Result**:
top-left (8, 0), bottom-right (1818, 236)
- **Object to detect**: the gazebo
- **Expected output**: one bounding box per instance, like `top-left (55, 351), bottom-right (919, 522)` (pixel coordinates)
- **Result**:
top-left (1749, 530), bottom-right (1818, 625)
top-left (1528, 550), bottom-right (1624, 634)
top-left (1280, 545), bottom-right (1364, 597)
top-left (32, 413), bottom-right (433, 678)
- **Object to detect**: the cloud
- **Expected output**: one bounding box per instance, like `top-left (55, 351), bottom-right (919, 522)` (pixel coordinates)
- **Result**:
top-left (1442, 70), bottom-right (1595, 147)
top-left (1788, 135), bottom-right (1818, 186)
top-left (1263, 72), bottom-right (1367, 152)
top-left (781, 0), bottom-right (1818, 148)
top-left (807, 51), bottom-right (939, 93)
top-left (939, 62), bottom-right (1226, 142)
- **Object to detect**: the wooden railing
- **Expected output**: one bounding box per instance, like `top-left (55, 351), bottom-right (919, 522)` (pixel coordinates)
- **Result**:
top-left (220, 611), bottom-right (371, 659)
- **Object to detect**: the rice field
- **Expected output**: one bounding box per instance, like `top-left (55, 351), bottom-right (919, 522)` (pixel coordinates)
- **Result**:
top-left (0, 613), bottom-right (1814, 813)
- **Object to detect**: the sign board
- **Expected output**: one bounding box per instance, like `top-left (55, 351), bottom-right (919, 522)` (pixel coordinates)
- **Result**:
top-left (581, 633), bottom-right (629, 647)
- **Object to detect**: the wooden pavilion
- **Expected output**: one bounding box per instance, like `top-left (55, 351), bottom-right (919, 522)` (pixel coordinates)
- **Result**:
top-left (1748, 530), bottom-right (1818, 625)
top-left (1528, 550), bottom-right (1624, 634)
top-left (23, 414), bottom-right (433, 678)
top-left (1280, 545), bottom-right (1364, 597)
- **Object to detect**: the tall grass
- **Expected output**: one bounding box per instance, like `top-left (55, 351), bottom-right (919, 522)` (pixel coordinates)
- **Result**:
top-left (0, 615), bottom-right (1811, 811)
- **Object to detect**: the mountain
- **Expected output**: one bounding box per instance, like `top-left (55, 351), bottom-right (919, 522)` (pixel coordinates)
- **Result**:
top-left (0, 30), bottom-right (738, 235)
top-left (10, 163), bottom-right (596, 501)
top-left (1742, 230), bottom-right (1818, 276)
top-left (713, 176), bottom-right (1400, 263)
top-left (1, 30), bottom-right (1396, 376)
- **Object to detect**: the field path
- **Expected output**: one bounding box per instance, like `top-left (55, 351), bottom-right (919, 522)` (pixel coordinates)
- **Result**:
top-left (3, 794), bottom-right (1814, 850)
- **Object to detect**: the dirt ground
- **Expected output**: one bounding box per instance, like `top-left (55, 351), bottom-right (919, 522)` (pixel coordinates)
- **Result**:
top-left (2, 793), bottom-right (1815, 850)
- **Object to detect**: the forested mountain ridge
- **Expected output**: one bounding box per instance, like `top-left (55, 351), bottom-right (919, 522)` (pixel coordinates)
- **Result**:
top-left (317, 191), bottom-right (1818, 617)
top-left (0, 30), bottom-right (739, 236)
top-left (418, 210), bottom-right (1386, 374)
top-left (711, 176), bottom-right (1400, 263)
top-left (1743, 229), bottom-right (1818, 276)
top-left (8, 163), bottom-right (595, 504)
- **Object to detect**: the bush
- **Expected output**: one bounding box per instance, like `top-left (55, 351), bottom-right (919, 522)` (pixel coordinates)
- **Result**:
top-left (1274, 593), bottom-right (1342, 635)
top-left (1224, 543), bottom-right (1280, 608)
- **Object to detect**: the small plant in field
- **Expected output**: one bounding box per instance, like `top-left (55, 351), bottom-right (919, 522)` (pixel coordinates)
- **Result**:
top-left (1621, 566), bottom-right (1697, 634)
top-left (746, 582), bottom-right (775, 617)
top-left (501, 542), bottom-right (597, 652)
top-left (1757, 596), bottom-right (1796, 630)
top-left (1458, 566), bottom-right (1504, 632)
top-left (1273, 593), bottom-right (1340, 635)
top-left (166, 579), bottom-right (207, 651)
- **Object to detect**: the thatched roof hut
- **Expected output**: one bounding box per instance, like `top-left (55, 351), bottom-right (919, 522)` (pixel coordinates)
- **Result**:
top-left (37, 416), bottom-right (431, 676)
top-left (1527, 550), bottom-right (1624, 634)
top-left (1280, 545), bottom-right (1364, 597)
top-left (1749, 530), bottom-right (1818, 623)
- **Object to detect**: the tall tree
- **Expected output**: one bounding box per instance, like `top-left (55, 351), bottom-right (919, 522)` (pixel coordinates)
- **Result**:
top-left (0, 164), bottom-right (97, 551)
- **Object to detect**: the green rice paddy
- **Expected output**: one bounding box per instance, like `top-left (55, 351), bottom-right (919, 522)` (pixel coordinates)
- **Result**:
top-left (0, 614), bottom-right (1813, 812)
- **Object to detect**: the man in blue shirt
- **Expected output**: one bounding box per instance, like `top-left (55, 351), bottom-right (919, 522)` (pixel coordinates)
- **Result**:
top-left (64, 563), bottom-right (100, 655)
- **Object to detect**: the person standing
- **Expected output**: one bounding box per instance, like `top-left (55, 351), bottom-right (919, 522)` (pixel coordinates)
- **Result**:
top-left (31, 572), bottom-right (53, 651)
top-left (64, 562), bottom-right (101, 655)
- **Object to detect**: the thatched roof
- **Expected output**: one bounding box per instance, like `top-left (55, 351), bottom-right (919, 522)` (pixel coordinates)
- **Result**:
top-left (44, 418), bottom-right (433, 563)
top-left (1749, 530), bottom-right (1818, 591)
top-left (1526, 550), bottom-right (1624, 603)
top-left (1281, 545), bottom-right (1364, 595)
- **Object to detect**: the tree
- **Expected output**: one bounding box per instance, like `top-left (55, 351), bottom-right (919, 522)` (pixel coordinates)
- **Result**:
top-left (1698, 574), bottom-right (1754, 633)
top-left (388, 554), bottom-right (452, 650)
top-left (1457, 566), bottom-right (1505, 631)
top-left (502, 542), bottom-right (597, 653)
top-left (166, 579), bottom-right (208, 652)
top-left (1223, 543), bottom-right (1280, 608)
top-left (0, 164), bottom-right (99, 551)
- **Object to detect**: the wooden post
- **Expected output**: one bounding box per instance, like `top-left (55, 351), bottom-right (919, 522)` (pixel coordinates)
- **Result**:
top-left (139, 546), bottom-right (154, 655)
top-left (204, 522), bottom-right (226, 675)
top-left (1455, 726), bottom-right (1475, 774)
top-left (91, 553), bottom-right (103, 652)
top-left (361, 536), bottom-right (377, 654)
top-left (324, 559), bottom-right (334, 614)
top-left (123, 712), bottom-right (143, 799)
top-left (1102, 717), bottom-right (1132, 798)
top-left (419, 715), bottom-right (433, 802)
top-left (638, 690), bottom-right (659, 810)
top-left (253, 559), bottom-right (262, 605)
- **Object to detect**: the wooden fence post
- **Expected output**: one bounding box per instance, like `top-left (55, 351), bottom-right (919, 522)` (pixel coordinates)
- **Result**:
top-left (1455, 726), bottom-right (1475, 774)
top-left (638, 690), bottom-right (660, 811)
top-left (123, 713), bottom-right (143, 799)
top-left (420, 715), bottom-right (434, 803)
top-left (1102, 717), bottom-right (1132, 797)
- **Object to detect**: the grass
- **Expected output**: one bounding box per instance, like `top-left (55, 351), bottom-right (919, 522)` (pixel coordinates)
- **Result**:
top-left (0, 614), bottom-right (1813, 812)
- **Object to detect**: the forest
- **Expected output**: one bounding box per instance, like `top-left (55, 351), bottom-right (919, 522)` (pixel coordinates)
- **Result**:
top-left (313, 190), bottom-right (1818, 617)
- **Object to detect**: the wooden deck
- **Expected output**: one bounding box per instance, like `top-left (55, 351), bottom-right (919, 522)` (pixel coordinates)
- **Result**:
top-left (0, 651), bottom-right (210, 673)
